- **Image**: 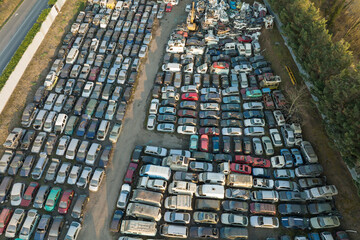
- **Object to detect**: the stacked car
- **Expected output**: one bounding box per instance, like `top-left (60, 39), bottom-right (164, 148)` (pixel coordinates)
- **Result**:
top-left (0, 0), bottom-right (168, 238)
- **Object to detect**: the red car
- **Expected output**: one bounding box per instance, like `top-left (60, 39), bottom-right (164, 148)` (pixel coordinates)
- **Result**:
top-left (199, 127), bottom-right (220, 136)
top-left (88, 67), bottom-right (100, 81)
top-left (234, 155), bottom-right (253, 164)
top-left (165, 3), bottom-right (173, 12)
top-left (262, 92), bottom-right (275, 109)
top-left (230, 163), bottom-right (252, 174)
top-left (20, 182), bottom-right (39, 207)
top-left (272, 90), bottom-right (286, 109)
top-left (181, 93), bottom-right (198, 101)
top-left (212, 62), bottom-right (229, 69)
top-left (124, 162), bottom-right (138, 184)
top-left (178, 109), bottom-right (197, 118)
top-left (250, 203), bottom-right (276, 215)
top-left (237, 36), bottom-right (252, 43)
top-left (252, 158), bottom-right (271, 168)
top-left (200, 135), bottom-right (209, 152)
top-left (58, 189), bottom-right (75, 214)
top-left (0, 208), bottom-right (13, 234)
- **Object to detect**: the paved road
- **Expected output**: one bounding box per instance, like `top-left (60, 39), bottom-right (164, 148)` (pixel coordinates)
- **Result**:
top-left (0, 0), bottom-right (49, 74)
top-left (78, 1), bottom-right (190, 239)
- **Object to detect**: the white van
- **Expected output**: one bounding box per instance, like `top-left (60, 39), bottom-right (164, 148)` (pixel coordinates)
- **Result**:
top-left (126, 203), bottom-right (162, 221)
top-left (140, 165), bottom-right (171, 181)
top-left (166, 46), bottom-right (185, 53)
top-left (240, 73), bottom-right (248, 88)
top-left (54, 114), bottom-right (68, 134)
top-left (66, 48), bottom-right (79, 64)
top-left (237, 43), bottom-right (246, 55)
top-left (97, 120), bottom-right (110, 141)
top-left (198, 172), bottom-right (226, 185)
top-left (195, 184), bottom-right (225, 199)
top-left (65, 138), bottom-right (80, 160)
top-left (162, 63), bottom-right (182, 72)
top-left (115, 1), bottom-right (124, 10)
top-left (85, 143), bottom-right (102, 166)
top-left (43, 111), bottom-right (58, 133)
top-left (244, 43), bottom-right (252, 57)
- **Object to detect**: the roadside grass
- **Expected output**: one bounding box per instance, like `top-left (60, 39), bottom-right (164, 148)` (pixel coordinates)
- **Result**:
top-left (260, 26), bottom-right (360, 233)
top-left (0, 0), bottom-right (86, 149)
top-left (0, 0), bottom-right (24, 30)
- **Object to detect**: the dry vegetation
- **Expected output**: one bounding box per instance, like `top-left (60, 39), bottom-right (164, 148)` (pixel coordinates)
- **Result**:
top-left (0, 0), bottom-right (24, 28)
top-left (0, 0), bottom-right (86, 150)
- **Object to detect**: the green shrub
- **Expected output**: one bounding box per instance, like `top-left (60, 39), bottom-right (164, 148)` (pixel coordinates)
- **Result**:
top-left (48, 0), bottom-right (57, 6)
top-left (269, 0), bottom-right (360, 166)
top-left (37, 8), bottom-right (51, 23)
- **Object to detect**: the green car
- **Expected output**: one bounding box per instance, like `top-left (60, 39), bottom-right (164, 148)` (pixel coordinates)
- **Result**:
top-left (246, 89), bottom-right (262, 98)
top-left (64, 116), bottom-right (79, 135)
top-left (85, 99), bottom-right (98, 117)
top-left (189, 134), bottom-right (199, 151)
top-left (44, 187), bottom-right (62, 212)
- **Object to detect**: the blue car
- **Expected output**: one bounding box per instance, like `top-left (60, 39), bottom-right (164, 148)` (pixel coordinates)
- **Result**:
top-left (86, 119), bottom-right (99, 139)
top-left (308, 233), bottom-right (321, 240)
top-left (280, 149), bottom-right (294, 168)
top-left (76, 115), bottom-right (89, 137)
top-left (281, 217), bottom-right (310, 229)
top-left (212, 136), bottom-right (220, 153)
top-left (274, 169), bottom-right (295, 179)
top-left (189, 135), bottom-right (198, 151)
top-left (243, 110), bottom-right (264, 119)
top-left (291, 148), bottom-right (304, 166)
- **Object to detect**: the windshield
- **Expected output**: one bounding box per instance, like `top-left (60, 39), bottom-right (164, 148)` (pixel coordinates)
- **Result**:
top-left (59, 201), bottom-right (68, 209)
top-left (47, 199), bottom-right (54, 206)
top-left (21, 227), bottom-right (30, 235)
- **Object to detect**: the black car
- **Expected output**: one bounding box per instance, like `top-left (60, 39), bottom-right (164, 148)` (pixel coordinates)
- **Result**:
top-left (20, 130), bottom-right (36, 150)
top-left (131, 146), bottom-right (143, 162)
top-left (278, 204), bottom-right (308, 215)
top-left (34, 214), bottom-right (52, 240)
top-left (220, 119), bottom-right (242, 128)
top-left (243, 137), bottom-right (252, 154)
top-left (200, 93), bottom-right (221, 103)
top-left (63, 95), bottom-right (76, 113)
top-left (233, 137), bottom-right (242, 153)
top-left (8, 151), bottom-right (25, 176)
top-left (99, 145), bottom-right (112, 168)
top-left (264, 110), bottom-right (276, 127)
top-left (222, 112), bottom-right (242, 120)
top-left (141, 156), bottom-right (162, 165)
top-left (33, 86), bottom-right (48, 107)
top-left (199, 119), bottom-right (219, 127)
top-left (214, 154), bottom-right (232, 162)
top-left (222, 200), bottom-right (249, 212)
top-left (221, 104), bottom-right (241, 112)
top-left (157, 114), bottom-right (177, 123)
top-left (19, 155), bottom-right (36, 177)
top-left (223, 136), bottom-right (231, 153)
top-left (73, 79), bottom-right (85, 96)
top-left (243, 110), bottom-right (264, 119)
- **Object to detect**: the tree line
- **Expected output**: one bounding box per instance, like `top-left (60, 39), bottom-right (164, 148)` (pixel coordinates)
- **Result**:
top-left (268, 0), bottom-right (360, 168)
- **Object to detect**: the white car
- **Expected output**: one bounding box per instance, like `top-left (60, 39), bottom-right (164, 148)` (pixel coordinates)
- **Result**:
top-left (138, 45), bottom-right (148, 58)
top-left (233, 64), bottom-right (253, 73)
top-left (269, 128), bottom-right (283, 147)
top-left (31, 132), bottom-right (47, 153)
top-left (271, 156), bottom-right (285, 168)
top-left (189, 161), bottom-right (213, 172)
top-left (56, 136), bottom-right (70, 156)
top-left (89, 168), bottom-right (105, 192)
top-left (10, 183), bottom-right (25, 206)
top-left (244, 118), bottom-right (265, 127)
top-left (55, 162), bottom-right (71, 184)
top-left (177, 126), bottom-right (197, 135)
top-left (244, 127), bottom-right (265, 136)
top-left (281, 125), bottom-right (295, 147)
top-left (273, 110), bottom-right (285, 126)
top-left (117, 184), bottom-right (131, 209)
top-left (262, 136), bottom-right (274, 155)
top-left (162, 86), bottom-right (176, 93)
top-left (200, 103), bottom-right (219, 111)
top-left (221, 213), bottom-right (248, 226)
top-left (19, 209), bottom-right (39, 240)
top-left (147, 115), bottom-right (156, 130)
top-left (65, 221), bottom-right (81, 240)
top-left (274, 180), bottom-right (299, 192)
top-left (67, 165), bottom-right (82, 185)
top-left (144, 145), bottom-right (167, 157)
top-left (200, 87), bottom-right (218, 95)
top-left (222, 128), bottom-right (242, 136)
top-left (253, 178), bottom-right (274, 189)
top-left (252, 138), bottom-right (263, 155)
top-left (82, 82), bottom-right (94, 98)
top-left (143, 33), bottom-right (152, 45)
top-left (157, 123), bottom-right (175, 133)
top-left (250, 216), bottom-right (279, 228)
top-left (181, 85), bottom-right (198, 93)
top-left (243, 102), bottom-right (263, 110)
top-left (76, 167), bottom-right (92, 189)
top-left (164, 212), bottom-right (191, 224)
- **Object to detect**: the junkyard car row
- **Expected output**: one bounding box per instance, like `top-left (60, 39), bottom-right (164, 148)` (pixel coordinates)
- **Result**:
top-left (111, 0), bottom-right (349, 239)
top-left (0, 0), bottom-right (165, 238)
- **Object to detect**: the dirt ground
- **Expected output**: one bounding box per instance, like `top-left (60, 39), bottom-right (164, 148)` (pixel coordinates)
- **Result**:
top-left (0, 0), bottom-right (23, 28)
top-left (260, 28), bottom-right (360, 236)
top-left (0, 0), bottom-right (86, 152)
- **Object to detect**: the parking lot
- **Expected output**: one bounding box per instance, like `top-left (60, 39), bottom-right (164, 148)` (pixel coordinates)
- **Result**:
top-left (0, 0), bottom-right (354, 239)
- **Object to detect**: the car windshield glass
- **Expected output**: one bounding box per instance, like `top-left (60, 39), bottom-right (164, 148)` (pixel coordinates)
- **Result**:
top-left (47, 199), bottom-right (54, 206)
top-left (59, 201), bottom-right (67, 208)
top-left (22, 227), bottom-right (30, 235)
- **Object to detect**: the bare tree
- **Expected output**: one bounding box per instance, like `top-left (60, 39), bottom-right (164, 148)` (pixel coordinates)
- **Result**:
top-left (284, 85), bottom-right (309, 122)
